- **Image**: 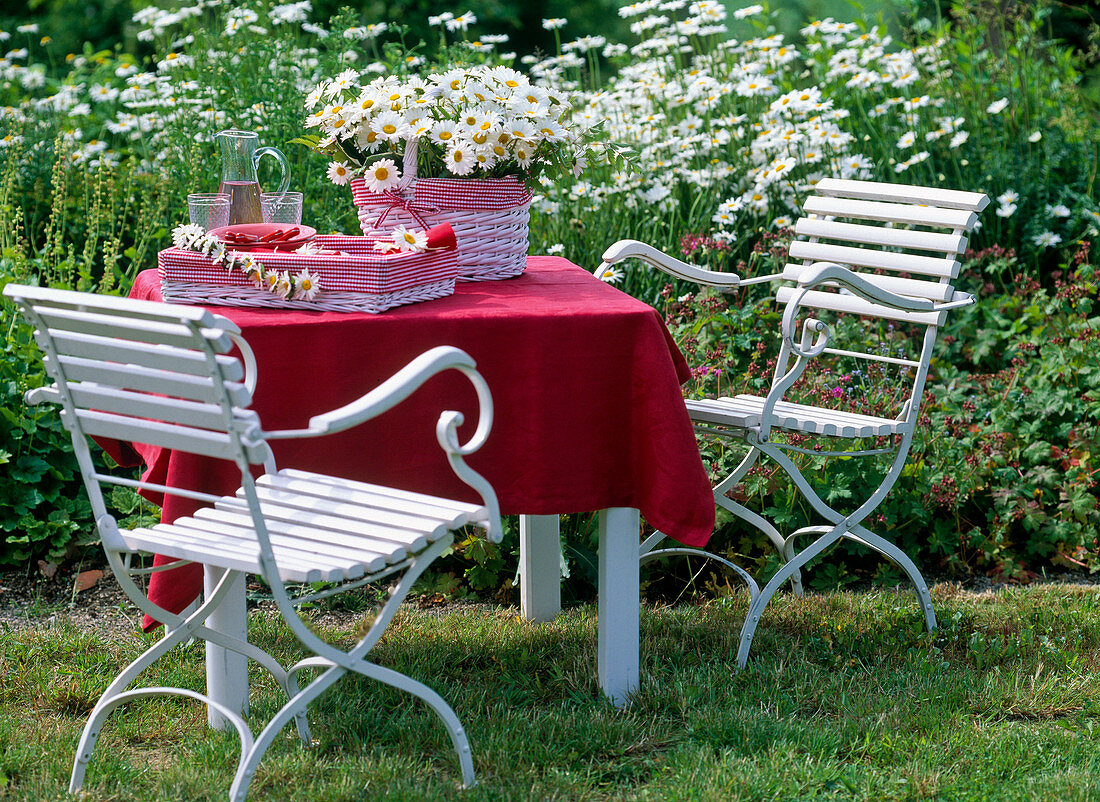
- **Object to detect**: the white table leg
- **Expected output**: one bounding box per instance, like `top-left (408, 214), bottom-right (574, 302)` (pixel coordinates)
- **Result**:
top-left (519, 514), bottom-right (562, 622)
top-left (598, 507), bottom-right (640, 707)
top-left (204, 566), bottom-right (249, 729)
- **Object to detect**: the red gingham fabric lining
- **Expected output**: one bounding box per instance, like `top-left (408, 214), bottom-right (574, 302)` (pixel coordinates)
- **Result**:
top-left (350, 175), bottom-right (532, 212)
top-left (158, 232), bottom-right (458, 295)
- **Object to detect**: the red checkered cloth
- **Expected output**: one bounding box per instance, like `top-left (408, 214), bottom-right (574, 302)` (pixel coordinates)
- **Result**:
top-left (158, 225), bottom-right (458, 295)
top-left (350, 175), bottom-right (532, 222)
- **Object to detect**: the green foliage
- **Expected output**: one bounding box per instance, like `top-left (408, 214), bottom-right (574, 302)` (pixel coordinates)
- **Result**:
top-left (0, 286), bottom-right (92, 566)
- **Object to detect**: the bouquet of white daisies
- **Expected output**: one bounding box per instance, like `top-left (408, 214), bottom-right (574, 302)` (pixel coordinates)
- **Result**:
top-left (304, 64), bottom-right (595, 190)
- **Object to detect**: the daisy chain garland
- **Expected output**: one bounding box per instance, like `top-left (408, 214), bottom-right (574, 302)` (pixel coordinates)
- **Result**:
top-left (171, 224), bottom-right (322, 301)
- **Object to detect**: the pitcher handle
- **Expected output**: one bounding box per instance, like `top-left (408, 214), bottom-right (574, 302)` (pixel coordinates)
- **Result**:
top-left (254, 146), bottom-right (290, 195)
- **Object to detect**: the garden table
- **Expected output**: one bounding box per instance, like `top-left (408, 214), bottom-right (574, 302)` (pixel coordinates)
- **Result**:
top-left (107, 256), bottom-right (714, 711)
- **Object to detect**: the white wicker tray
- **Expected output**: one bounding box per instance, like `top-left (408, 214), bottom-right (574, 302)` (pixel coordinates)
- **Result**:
top-left (158, 231), bottom-right (459, 313)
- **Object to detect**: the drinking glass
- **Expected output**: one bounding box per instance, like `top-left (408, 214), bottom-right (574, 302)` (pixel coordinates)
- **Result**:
top-left (261, 191), bottom-right (303, 225)
top-left (187, 193), bottom-right (230, 231)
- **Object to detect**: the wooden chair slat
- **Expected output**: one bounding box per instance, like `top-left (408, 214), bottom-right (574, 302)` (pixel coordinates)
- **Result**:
top-left (788, 240), bottom-right (960, 279)
top-left (44, 330), bottom-right (245, 382)
top-left (795, 217), bottom-right (969, 254)
top-left (185, 511), bottom-right (374, 577)
top-left (144, 521), bottom-right (336, 583)
top-left (196, 506), bottom-right (399, 570)
top-left (720, 394), bottom-right (903, 437)
top-left (802, 196), bottom-right (978, 229)
top-left (218, 496), bottom-right (434, 551)
top-left (814, 177), bottom-right (990, 211)
top-left (257, 473), bottom-right (481, 523)
top-left (34, 306), bottom-right (233, 353)
top-left (50, 355), bottom-right (251, 406)
top-left (781, 263), bottom-right (955, 302)
top-left (10, 283), bottom-right (226, 327)
top-left (63, 383), bottom-right (232, 432)
top-left (774, 286), bottom-right (946, 325)
top-left (244, 485), bottom-right (461, 534)
top-left (70, 409), bottom-right (250, 462)
top-left (278, 468), bottom-right (485, 514)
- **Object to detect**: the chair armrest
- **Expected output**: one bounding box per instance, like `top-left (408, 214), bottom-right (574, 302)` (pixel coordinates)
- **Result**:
top-left (799, 262), bottom-right (973, 313)
top-left (599, 239), bottom-right (743, 288)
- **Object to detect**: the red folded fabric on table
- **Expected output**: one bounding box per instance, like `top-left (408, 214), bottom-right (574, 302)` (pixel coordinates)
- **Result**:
top-left (101, 257), bottom-right (715, 630)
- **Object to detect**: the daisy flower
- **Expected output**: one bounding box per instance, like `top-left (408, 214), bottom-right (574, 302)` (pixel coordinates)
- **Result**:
top-left (294, 269), bottom-right (321, 300)
top-left (997, 190), bottom-right (1019, 206)
top-left (447, 143), bottom-right (477, 176)
top-left (1032, 231), bottom-right (1062, 248)
top-left (986, 97), bottom-right (1009, 114)
top-left (542, 18), bottom-right (567, 30)
top-left (511, 140), bottom-right (534, 169)
top-left (597, 266), bottom-right (624, 283)
top-left (430, 120), bottom-right (459, 146)
top-left (326, 161), bottom-right (351, 185)
top-left (363, 158), bottom-right (401, 192)
top-left (390, 226), bottom-right (429, 252)
top-left (371, 110), bottom-right (406, 142)
top-left (896, 131), bottom-right (916, 149)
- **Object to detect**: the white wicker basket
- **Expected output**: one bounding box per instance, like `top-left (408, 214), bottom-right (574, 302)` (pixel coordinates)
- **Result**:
top-left (157, 231), bottom-right (458, 313)
top-left (350, 141), bottom-right (532, 282)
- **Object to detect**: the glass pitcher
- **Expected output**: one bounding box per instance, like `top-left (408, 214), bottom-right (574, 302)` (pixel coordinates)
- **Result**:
top-left (215, 128), bottom-right (290, 225)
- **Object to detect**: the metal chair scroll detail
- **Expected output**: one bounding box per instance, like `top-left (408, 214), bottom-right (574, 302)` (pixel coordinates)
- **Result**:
top-left (4, 283), bottom-right (502, 798)
top-left (600, 178), bottom-right (989, 667)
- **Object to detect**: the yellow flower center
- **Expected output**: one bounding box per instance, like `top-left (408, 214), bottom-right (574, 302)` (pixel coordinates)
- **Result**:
top-left (505, 79), bottom-right (519, 87)
top-left (361, 99), bottom-right (374, 109)
top-left (301, 278), bottom-right (312, 290)
top-left (403, 232), bottom-right (416, 244)
top-left (382, 124), bottom-right (396, 134)
top-left (374, 166), bottom-right (389, 180)
top-left (439, 130), bottom-right (452, 140)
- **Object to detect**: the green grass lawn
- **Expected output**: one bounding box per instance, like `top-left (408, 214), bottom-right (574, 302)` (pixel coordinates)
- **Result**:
top-left (3, 584), bottom-right (1100, 800)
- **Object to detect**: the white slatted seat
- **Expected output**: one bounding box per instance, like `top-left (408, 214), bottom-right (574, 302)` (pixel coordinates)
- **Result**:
top-left (599, 177), bottom-right (988, 667)
top-left (687, 396), bottom-right (903, 438)
top-left (3, 283), bottom-right (502, 799)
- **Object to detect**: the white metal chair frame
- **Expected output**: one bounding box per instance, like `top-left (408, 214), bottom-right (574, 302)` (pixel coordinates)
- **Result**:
top-left (600, 178), bottom-right (988, 667)
top-left (5, 283), bottom-right (502, 798)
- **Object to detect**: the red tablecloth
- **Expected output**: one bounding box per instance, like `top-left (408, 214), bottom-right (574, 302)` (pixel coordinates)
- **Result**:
top-left (107, 257), bottom-right (714, 627)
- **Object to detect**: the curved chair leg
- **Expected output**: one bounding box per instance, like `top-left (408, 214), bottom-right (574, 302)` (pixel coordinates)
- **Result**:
top-left (846, 524), bottom-right (937, 633)
top-left (230, 664), bottom-right (346, 802)
top-left (353, 660), bottom-right (477, 789)
top-left (713, 448), bottom-right (804, 594)
top-left (70, 562), bottom-right (242, 792)
top-left (640, 543), bottom-right (760, 604)
top-left (71, 687), bottom-right (254, 793)
top-left (736, 524), bottom-right (846, 668)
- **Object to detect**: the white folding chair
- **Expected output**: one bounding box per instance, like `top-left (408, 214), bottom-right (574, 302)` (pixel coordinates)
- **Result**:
top-left (4, 283), bottom-right (501, 798)
top-left (599, 178), bottom-right (988, 667)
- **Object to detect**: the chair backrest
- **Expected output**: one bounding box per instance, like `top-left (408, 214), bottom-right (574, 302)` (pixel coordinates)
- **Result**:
top-left (772, 178), bottom-right (988, 423)
top-left (779, 178), bottom-right (988, 324)
top-left (4, 284), bottom-right (267, 527)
